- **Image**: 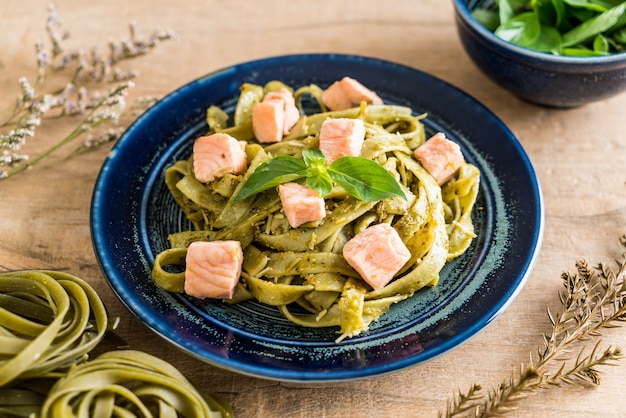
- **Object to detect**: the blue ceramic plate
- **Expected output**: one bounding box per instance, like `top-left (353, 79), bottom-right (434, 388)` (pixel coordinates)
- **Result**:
top-left (91, 53), bottom-right (543, 382)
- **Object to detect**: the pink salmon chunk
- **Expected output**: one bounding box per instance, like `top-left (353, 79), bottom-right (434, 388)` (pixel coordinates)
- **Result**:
top-left (318, 118), bottom-right (366, 163)
top-left (321, 77), bottom-right (383, 111)
top-left (277, 182), bottom-right (326, 228)
top-left (184, 240), bottom-right (243, 299)
top-left (193, 133), bottom-right (247, 183)
top-left (343, 223), bottom-right (411, 290)
top-left (264, 88), bottom-right (300, 132)
top-left (413, 132), bottom-right (465, 185)
top-left (252, 88), bottom-right (300, 143)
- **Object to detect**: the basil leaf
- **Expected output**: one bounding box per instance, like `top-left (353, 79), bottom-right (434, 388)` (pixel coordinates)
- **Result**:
top-left (305, 169), bottom-right (334, 197)
top-left (234, 146), bottom-right (408, 204)
top-left (232, 155), bottom-right (306, 203)
top-left (498, 0), bottom-right (529, 24)
top-left (552, 0), bottom-right (567, 28)
top-left (327, 157), bottom-right (406, 203)
top-left (561, 3), bottom-right (626, 47)
top-left (593, 33), bottom-right (610, 52)
top-left (498, 0), bottom-right (516, 25)
top-left (302, 148), bottom-right (326, 167)
top-left (562, 0), bottom-right (608, 13)
top-left (561, 46), bottom-right (608, 55)
top-left (496, 12), bottom-right (542, 47)
top-left (477, 0), bottom-right (626, 54)
top-left (567, 7), bottom-right (598, 24)
top-left (532, 0), bottom-right (558, 25)
top-left (472, 9), bottom-right (500, 31)
top-left (530, 25), bottom-right (563, 52)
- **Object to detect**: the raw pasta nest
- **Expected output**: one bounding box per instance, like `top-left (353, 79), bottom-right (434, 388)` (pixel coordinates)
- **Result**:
top-left (0, 270), bottom-right (233, 417)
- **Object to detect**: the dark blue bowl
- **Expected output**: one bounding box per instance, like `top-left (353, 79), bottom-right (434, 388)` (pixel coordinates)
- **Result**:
top-left (453, 0), bottom-right (626, 108)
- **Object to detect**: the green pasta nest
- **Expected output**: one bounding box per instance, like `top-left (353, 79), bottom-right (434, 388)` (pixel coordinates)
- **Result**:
top-left (0, 270), bottom-right (232, 418)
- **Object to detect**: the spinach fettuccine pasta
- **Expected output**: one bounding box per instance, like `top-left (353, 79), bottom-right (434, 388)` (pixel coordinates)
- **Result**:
top-left (0, 270), bottom-right (233, 418)
top-left (152, 80), bottom-right (481, 341)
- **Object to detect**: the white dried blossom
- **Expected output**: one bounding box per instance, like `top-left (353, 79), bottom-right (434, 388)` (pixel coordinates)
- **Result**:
top-left (77, 87), bottom-right (89, 113)
top-left (108, 41), bottom-right (123, 64)
top-left (72, 49), bottom-right (88, 85)
top-left (112, 68), bottom-right (138, 82)
top-left (82, 127), bottom-right (124, 149)
top-left (108, 24), bottom-right (178, 65)
top-left (46, 3), bottom-right (65, 57)
top-left (0, 129), bottom-right (35, 150)
top-left (89, 46), bottom-right (108, 81)
top-left (18, 113), bottom-right (41, 130)
top-left (79, 83), bottom-right (132, 128)
top-left (18, 77), bottom-right (36, 102)
top-left (0, 150), bottom-right (29, 169)
top-left (84, 107), bottom-right (120, 127)
top-left (29, 94), bottom-right (58, 115)
top-left (52, 50), bottom-right (79, 72)
top-left (35, 41), bottom-right (50, 81)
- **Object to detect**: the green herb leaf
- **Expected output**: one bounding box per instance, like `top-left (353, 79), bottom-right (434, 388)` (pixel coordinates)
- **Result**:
top-left (474, 0), bottom-right (626, 55)
top-left (232, 147), bottom-right (406, 204)
top-left (561, 2), bottom-right (626, 47)
top-left (561, 46), bottom-right (607, 55)
top-left (593, 33), bottom-right (610, 52)
top-left (305, 168), bottom-right (334, 197)
top-left (471, 9), bottom-right (500, 31)
top-left (495, 12), bottom-right (542, 47)
top-left (498, 0), bottom-right (529, 24)
top-left (552, 0), bottom-right (567, 28)
top-left (327, 157), bottom-right (406, 202)
top-left (562, 0), bottom-right (609, 13)
top-left (302, 148), bottom-right (326, 167)
top-left (530, 25), bottom-right (562, 52)
top-left (232, 155), bottom-right (306, 203)
top-left (301, 149), bottom-right (335, 196)
top-left (532, 0), bottom-right (558, 26)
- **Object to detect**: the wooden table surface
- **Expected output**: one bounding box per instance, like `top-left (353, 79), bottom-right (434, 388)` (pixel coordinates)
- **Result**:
top-left (2, 0), bottom-right (626, 416)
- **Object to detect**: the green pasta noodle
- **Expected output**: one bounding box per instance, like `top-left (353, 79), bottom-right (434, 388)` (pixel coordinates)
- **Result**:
top-left (40, 350), bottom-right (233, 418)
top-left (0, 270), bottom-right (109, 387)
top-left (0, 270), bottom-right (233, 417)
top-left (152, 80), bottom-right (481, 341)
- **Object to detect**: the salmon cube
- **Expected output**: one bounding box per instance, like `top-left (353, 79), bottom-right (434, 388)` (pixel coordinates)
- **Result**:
top-left (319, 118), bottom-right (366, 163)
top-left (321, 77), bottom-right (383, 111)
top-left (184, 240), bottom-right (243, 299)
top-left (343, 223), bottom-right (411, 290)
top-left (263, 88), bottom-right (300, 133)
top-left (413, 132), bottom-right (465, 185)
top-left (193, 133), bottom-right (247, 183)
top-left (252, 88), bottom-right (300, 143)
top-left (252, 99), bottom-right (285, 143)
top-left (277, 182), bottom-right (326, 228)
top-left (320, 82), bottom-right (352, 111)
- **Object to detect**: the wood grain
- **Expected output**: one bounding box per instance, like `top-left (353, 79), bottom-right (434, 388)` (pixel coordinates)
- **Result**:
top-left (2, 0), bottom-right (626, 416)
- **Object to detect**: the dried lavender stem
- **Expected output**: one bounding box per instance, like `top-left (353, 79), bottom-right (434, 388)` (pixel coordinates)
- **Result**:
top-left (1, 83), bottom-right (130, 180)
top-left (2, 119), bottom-right (96, 179)
top-left (0, 4), bottom-right (175, 180)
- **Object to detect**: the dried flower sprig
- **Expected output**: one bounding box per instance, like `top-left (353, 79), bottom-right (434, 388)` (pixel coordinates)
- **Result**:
top-left (0, 4), bottom-right (176, 180)
top-left (441, 235), bottom-right (626, 417)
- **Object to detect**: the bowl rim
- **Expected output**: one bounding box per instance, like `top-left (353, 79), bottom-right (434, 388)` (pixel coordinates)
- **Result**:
top-left (453, 0), bottom-right (626, 67)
